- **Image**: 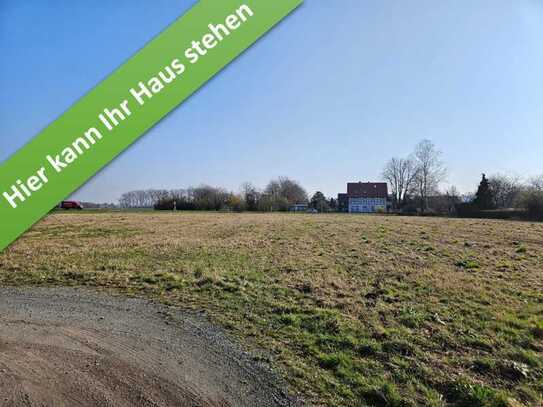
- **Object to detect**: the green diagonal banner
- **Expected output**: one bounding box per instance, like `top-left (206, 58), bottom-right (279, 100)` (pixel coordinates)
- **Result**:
top-left (0, 0), bottom-right (302, 251)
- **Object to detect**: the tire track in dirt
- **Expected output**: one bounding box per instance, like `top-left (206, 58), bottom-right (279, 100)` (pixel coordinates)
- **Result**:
top-left (0, 288), bottom-right (297, 407)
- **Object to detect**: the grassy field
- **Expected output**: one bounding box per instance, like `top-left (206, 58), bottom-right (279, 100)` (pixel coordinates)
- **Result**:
top-left (1, 212), bottom-right (542, 406)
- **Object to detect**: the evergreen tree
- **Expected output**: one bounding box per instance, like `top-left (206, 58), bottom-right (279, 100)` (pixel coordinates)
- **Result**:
top-left (473, 174), bottom-right (495, 210)
top-left (329, 198), bottom-right (338, 211)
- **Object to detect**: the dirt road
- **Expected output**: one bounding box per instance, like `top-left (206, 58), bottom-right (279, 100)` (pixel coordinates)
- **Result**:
top-left (0, 288), bottom-right (297, 407)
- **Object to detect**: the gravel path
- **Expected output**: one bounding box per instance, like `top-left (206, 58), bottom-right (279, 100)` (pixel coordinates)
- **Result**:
top-left (0, 287), bottom-right (298, 407)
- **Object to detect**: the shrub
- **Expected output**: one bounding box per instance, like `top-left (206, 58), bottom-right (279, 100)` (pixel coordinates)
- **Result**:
top-left (361, 382), bottom-right (404, 407)
top-left (154, 198), bottom-right (175, 210)
top-left (318, 352), bottom-right (347, 370)
top-left (455, 259), bottom-right (480, 270)
top-left (448, 379), bottom-right (509, 407)
top-left (455, 203), bottom-right (527, 220)
top-left (521, 191), bottom-right (543, 220)
top-left (516, 246), bottom-right (527, 254)
top-left (531, 321), bottom-right (543, 339)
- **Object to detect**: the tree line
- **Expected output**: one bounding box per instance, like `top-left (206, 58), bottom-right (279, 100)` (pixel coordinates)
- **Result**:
top-left (119, 177), bottom-right (312, 212)
top-left (116, 139), bottom-right (542, 220)
top-left (382, 139), bottom-right (543, 219)
top-left (462, 173), bottom-right (543, 220)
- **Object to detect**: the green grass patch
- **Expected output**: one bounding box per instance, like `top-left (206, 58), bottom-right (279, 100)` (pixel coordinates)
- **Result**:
top-left (2, 212), bottom-right (542, 406)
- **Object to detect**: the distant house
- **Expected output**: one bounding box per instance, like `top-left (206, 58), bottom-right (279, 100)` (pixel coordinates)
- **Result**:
top-left (289, 203), bottom-right (309, 212)
top-left (337, 182), bottom-right (388, 213)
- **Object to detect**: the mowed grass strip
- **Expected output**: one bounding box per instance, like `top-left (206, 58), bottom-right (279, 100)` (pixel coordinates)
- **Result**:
top-left (1, 212), bottom-right (542, 406)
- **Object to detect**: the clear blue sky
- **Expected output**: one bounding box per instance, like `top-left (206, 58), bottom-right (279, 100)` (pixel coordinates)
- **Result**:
top-left (1, 0), bottom-right (542, 203)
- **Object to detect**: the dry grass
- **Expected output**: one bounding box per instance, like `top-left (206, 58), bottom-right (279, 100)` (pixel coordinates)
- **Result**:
top-left (1, 212), bottom-right (542, 406)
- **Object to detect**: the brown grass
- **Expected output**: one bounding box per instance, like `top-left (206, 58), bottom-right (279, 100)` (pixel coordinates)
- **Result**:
top-left (1, 212), bottom-right (542, 406)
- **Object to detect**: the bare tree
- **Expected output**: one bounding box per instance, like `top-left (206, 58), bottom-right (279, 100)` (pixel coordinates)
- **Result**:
top-left (119, 192), bottom-right (130, 208)
top-left (519, 175), bottom-right (543, 219)
top-left (240, 182), bottom-right (260, 211)
top-left (488, 174), bottom-right (522, 209)
top-left (382, 157), bottom-right (418, 209)
top-left (445, 186), bottom-right (461, 214)
top-left (413, 140), bottom-right (447, 212)
top-left (529, 175), bottom-right (543, 191)
top-left (119, 191), bottom-right (139, 208)
top-left (119, 189), bottom-right (174, 208)
top-left (264, 177), bottom-right (307, 211)
top-left (192, 185), bottom-right (230, 211)
top-left (276, 177), bottom-right (308, 204)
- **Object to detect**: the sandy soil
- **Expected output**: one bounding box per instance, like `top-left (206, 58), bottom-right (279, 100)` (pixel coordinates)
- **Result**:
top-left (0, 288), bottom-right (297, 407)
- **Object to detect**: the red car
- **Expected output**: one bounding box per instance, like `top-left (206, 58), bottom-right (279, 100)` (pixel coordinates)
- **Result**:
top-left (60, 201), bottom-right (84, 210)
